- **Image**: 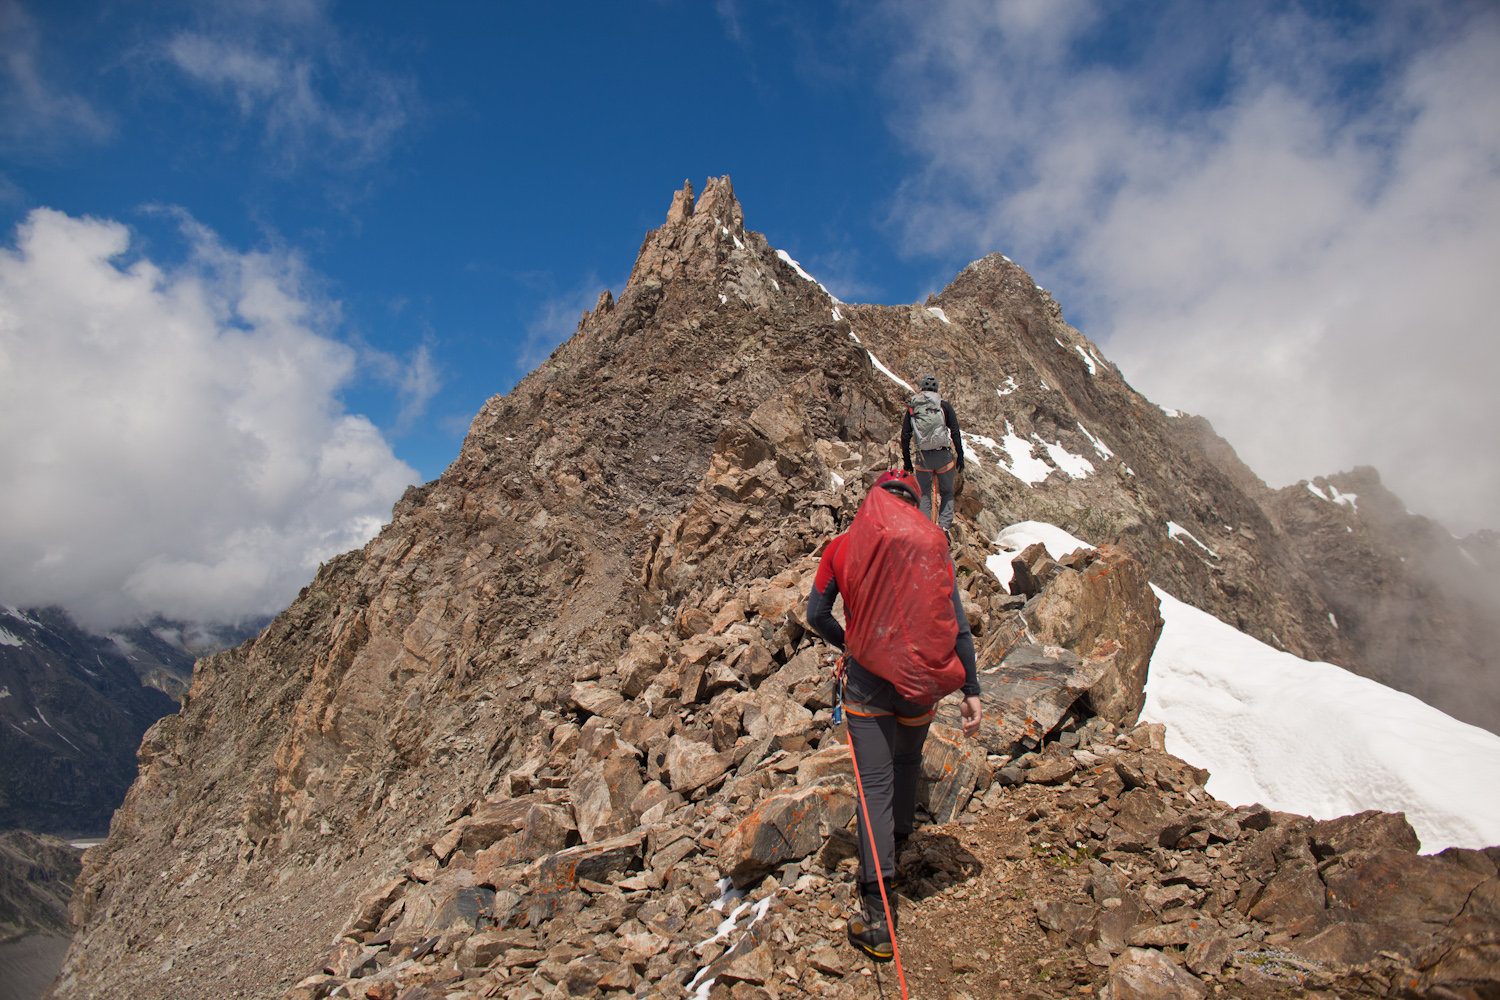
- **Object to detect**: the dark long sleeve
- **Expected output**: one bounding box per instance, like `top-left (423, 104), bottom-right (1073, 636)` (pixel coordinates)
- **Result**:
top-left (951, 580), bottom-right (979, 696)
top-left (806, 574), bottom-right (844, 650)
top-left (943, 401), bottom-right (964, 471)
top-left (900, 411), bottom-right (914, 472)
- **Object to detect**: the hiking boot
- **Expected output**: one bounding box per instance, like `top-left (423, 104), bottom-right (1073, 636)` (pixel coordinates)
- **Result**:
top-left (846, 886), bottom-right (897, 963)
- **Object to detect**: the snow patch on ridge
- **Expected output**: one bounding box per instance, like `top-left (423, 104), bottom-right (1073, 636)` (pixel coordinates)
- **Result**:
top-left (996, 376), bottom-right (1018, 396)
top-left (774, 249), bottom-right (840, 303)
top-left (969, 426), bottom-right (1094, 485)
top-left (927, 307), bottom-right (952, 324)
top-left (960, 431), bottom-right (998, 463)
top-left (1143, 585), bottom-right (1500, 852)
top-left (1039, 437), bottom-right (1094, 479)
top-left (985, 521), bottom-right (1092, 590)
top-left (1076, 423), bottom-right (1114, 460)
top-left (1167, 521), bottom-right (1220, 560)
top-left (0, 628), bottom-right (23, 647)
top-left (1075, 345), bottom-right (1097, 374)
top-left (1159, 405), bottom-right (1182, 418)
top-left (866, 351), bottom-right (913, 393)
top-left (997, 423), bottom-right (1052, 486)
top-left (1307, 482), bottom-right (1358, 510)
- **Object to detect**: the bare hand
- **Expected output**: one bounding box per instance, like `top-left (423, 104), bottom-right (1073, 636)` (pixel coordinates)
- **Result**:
top-left (960, 695), bottom-right (983, 737)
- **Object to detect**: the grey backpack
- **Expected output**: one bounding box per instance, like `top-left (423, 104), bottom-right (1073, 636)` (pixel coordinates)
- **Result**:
top-left (908, 391), bottom-right (951, 452)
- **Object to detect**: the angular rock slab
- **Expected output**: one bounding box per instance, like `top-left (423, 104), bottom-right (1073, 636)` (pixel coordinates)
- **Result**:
top-left (663, 734), bottom-right (731, 794)
top-left (1106, 947), bottom-right (1207, 1000)
top-left (528, 832), bottom-right (644, 895)
top-left (569, 749), bottom-right (644, 843)
top-left (918, 724), bottom-right (988, 824)
top-left (1324, 847), bottom-right (1488, 926)
top-left (719, 778), bottom-right (855, 887)
top-left (935, 643), bottom-right (1106, 755)
top-left (1027, 545), bottom-right (1163, 726)
top-left (388, 868), bottom-right (479, 952)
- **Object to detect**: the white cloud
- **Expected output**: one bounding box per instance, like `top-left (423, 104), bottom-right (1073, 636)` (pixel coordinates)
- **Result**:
top-left (163, 1), bottom-right (412, 170)
top-left (877, 0), bottom-right (1500, 532)
top-left (0, 207), bottom-right (417, 628)
top-left (365, 338), bottom-right (441, 432)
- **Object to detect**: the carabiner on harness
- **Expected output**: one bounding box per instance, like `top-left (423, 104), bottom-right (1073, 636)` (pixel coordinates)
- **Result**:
top-left (831, 652), bottom-right (848, 726)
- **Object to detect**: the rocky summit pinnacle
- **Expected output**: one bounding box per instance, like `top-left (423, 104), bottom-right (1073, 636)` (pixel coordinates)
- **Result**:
top-left (48, 178), bottom-right (1498, 1000)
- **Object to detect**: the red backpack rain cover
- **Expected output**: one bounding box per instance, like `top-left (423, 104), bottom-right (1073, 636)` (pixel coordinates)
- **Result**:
top-left (842, 486), bottom-right (966, 705)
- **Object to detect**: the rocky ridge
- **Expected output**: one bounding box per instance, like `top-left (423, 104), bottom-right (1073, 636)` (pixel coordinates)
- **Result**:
top-left (49, 178), bottom-right (1499, 999)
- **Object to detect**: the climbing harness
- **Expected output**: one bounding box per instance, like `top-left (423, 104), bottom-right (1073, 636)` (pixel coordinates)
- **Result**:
top-left (915, 456), bottom-right (958, 524)
top-left (833, 655), bottom-right (912, 1000)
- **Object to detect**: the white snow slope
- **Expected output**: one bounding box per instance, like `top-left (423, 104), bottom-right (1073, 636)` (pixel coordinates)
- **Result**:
top-left (985, 521), bottom-right (1500, 854)
top-left (1142, 585), bottom-right (1500, 853)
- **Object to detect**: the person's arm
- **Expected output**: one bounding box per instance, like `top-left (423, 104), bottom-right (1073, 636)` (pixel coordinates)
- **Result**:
top-left (806, 537), bottom-right (846, 649)
top-left (944, 401), bottom-right (964, 472)
top-left (900, 411), bottom-right (914, 473)
top-left (952, 576), bottom-right (983, 736)
top-left (951, 581), bottom-right (977, 695)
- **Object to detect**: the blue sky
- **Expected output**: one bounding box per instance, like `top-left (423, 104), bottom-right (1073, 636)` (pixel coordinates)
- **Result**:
top-left (2, 0), bottom-right (1497, 626)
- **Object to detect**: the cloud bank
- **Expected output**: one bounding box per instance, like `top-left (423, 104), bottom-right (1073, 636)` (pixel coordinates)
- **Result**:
top-left (878, 0), bottom-right (1500, 533)
top-left (0, 208), bottom-right (417, 628)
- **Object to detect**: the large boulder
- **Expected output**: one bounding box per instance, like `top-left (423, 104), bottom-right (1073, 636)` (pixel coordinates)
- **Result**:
top-left (934, 643), bottom-right (1108, 755)
top-left (616, 630), bottom-right (667, 698)
top-left (1026, 546), bottom-right (1163, 726)
top-left (718, 778), bottom-right (856, 887)
top-left (1104, 947), bottom-right (1207, 1000)
top-left (662, 734), bottom-right (730, 794)
top-left (529, 832), bottom-right (644, 895)
top-left (569, 749), bottom-right (645, 843)
top-left (918, 724), bottom-right (988, 823)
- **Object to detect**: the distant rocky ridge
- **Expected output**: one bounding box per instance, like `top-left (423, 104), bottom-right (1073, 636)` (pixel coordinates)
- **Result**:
top-left (48, 177), bottom-right (1498, 999)
top-left (0, 830), bottom-right (81, 1000)
top-left (0, 607), bottom-right (263, 835)
top-left (1268, 467), bottom-right (1500, 733)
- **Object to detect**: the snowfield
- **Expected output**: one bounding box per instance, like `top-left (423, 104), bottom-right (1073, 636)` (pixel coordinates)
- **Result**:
top-left (987, 522), bottom-right (1500, 853)
top-left (1142, 585), bottom-right (1500, 853)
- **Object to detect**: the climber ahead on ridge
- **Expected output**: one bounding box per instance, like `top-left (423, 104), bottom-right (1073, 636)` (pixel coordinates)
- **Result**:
top-left (901, 375), bottom-right (964, 534)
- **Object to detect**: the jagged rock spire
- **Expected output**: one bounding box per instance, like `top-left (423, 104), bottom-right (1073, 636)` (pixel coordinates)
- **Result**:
top-left (665, 179), bottom-right (694, 226)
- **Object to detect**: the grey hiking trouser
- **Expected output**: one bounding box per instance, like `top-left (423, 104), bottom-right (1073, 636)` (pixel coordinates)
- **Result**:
top-left (842, 658), bottom-right (933, 888)
top-left (915, 447), bottom-right (956, 531)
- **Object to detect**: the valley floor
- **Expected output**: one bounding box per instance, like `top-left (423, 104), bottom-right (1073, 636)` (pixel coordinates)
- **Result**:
top-left (0, 932), bottom-right (70, 1000)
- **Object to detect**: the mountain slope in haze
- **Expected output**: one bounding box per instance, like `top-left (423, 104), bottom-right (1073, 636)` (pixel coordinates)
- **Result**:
top-left (0, 608), bottom-right (179, 836)
top-left (0, 608), bottom-right (265, 836)
top-left (50, 178), bottom-right (1497, 999)
top-left (0, 831), bottom-right (81, 1000)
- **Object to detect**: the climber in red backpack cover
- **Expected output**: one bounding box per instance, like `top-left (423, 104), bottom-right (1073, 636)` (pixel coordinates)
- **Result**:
top-left (805, 469), bottom-right (982, 963)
